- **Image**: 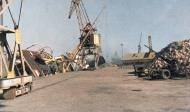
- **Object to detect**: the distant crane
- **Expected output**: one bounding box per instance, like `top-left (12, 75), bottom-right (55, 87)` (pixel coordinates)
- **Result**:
top-left (68, 0), bottom-right (96, 57)
top-left (65, 0), bottom-right (105, 71)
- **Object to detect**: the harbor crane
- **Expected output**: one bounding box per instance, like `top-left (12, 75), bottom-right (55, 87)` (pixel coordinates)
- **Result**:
top-left (0, 0), bottom-right (32, 99)
top-left (64, 0), bottom-right (105, 72)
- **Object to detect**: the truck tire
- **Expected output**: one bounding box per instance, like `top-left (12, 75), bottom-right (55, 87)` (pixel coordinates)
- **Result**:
top-left (3, 87), bottom-right (16, 99)
top-left (150, 70), bottom-right (157, 80)
top-left (26, 83), bottom-right (32, 93)
top-left (137, 73), bottom-right (144, 77)
top-left (162, 69), bottom-right (171, 80)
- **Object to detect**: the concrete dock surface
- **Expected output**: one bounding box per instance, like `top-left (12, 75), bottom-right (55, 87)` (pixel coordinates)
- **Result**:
top-left (0, 67), bottom-right (190, 112)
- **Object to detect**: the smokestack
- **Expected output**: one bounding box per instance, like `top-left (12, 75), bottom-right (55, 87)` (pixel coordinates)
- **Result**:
top-left (148, 35), bottom-right (152, 52)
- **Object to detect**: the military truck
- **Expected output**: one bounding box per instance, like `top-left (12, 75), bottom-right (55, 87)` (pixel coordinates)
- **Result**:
top-left (122, 52), bottom-right (156, 76)
top-left (122, 35), bottom-right (156, 76)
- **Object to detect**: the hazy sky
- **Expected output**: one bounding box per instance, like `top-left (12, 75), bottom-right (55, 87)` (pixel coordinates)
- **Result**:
top-left (4, 0), bottom-right (190, 57)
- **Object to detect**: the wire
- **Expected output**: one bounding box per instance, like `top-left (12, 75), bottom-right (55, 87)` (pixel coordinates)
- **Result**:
top-left (18, 0), bottom-right (23, 27)
top-left (80, 0), bottom-right (90, 23)
top-left (5, 0), bottom-right (24, 29)
top-left (5, 0), bottom-right (17, 28)
top-left (92, 5), bottom-right (106, 27)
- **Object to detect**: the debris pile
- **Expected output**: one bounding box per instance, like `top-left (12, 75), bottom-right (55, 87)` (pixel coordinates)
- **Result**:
top-left (23, 45), bottom-right (58, 77)
top-left (150, 39), bottom-right (190, 75)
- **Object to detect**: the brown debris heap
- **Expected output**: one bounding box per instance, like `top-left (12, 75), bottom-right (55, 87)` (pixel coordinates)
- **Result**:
top-left (151, 39), bottom-right (190, 74)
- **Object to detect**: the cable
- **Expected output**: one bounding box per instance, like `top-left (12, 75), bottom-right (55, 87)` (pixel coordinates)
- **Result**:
top-left (18, 0), bottom-right (23, 28)
top-left (5, 0), bottom-right (16, 28)
top-left (5, 0), bottom-right (24, 29)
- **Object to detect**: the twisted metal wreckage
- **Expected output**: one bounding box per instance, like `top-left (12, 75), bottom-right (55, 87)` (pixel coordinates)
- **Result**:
top-left (23, 44), bottom-right (57, 77)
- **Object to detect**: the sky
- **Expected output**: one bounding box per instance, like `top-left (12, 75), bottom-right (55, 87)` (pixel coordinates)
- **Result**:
top-left (3, 0), bottom-right (190, 59)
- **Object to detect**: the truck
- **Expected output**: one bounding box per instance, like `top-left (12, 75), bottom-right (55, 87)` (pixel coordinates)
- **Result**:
top-left (122, 52), bottom-right (156, 77)
top-left (122, 35), bottom-right (156, 77)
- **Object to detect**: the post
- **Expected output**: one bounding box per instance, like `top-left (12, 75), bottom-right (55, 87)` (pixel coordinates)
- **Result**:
top-left (0, 0), bottom-right (2, 77)
top-left (120, 43), bottom-right (124, 59)
top-left (148, 35), bottom-right (152, 52)
top-left (120, 43), bottom-right (124, 69)
top-left (0, 0), bottom-right (3, 25)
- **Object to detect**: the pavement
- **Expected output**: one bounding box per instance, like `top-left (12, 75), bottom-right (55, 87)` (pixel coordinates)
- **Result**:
top-left (0, 67), bottom-right (190, 112)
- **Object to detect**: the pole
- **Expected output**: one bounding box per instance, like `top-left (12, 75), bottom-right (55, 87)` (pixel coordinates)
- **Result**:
top-left (120, 43), bottom-right (123, 58)
top-left (0, 0), bottom-right (3, 77)
top-left (148, 35), bottom-right (152, 52)
top-left (0, 0), bottom-right (3, 25)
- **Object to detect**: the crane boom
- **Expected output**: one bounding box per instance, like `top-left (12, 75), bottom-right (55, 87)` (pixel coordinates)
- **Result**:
top-left (68, 0), bottom-right (91, 33)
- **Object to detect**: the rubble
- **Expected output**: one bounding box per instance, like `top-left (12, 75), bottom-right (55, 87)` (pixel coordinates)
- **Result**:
top-left (23, 45), bottom-right (58, 77)
top-left (150, 39), bottom-right (190, 76)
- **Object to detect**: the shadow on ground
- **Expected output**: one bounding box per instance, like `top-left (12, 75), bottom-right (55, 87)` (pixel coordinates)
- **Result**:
top-left (126, 71), bottom-right (190, 81)
top-left (0, 103), bottom-right (7, 111)
top-left (0, 104), bottom-right (6, 108)
top-left (32, 74), bottom-right (80, 93)
top-left (0, 94), bottom-right (4, 100)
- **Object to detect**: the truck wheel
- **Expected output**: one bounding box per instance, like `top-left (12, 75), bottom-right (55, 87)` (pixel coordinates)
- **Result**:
top-left (137, 73), bottom-right (144, 77)
top-left (150, 71), bottom-right (157, 80)
top-left (3, 87), bottom-right (16, 99)
top-left (162, 69), bottom-right (171, 80)
top-left (26, 83), bottom-right (32, 93)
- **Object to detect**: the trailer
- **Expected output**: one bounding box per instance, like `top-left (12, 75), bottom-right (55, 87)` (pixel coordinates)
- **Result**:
top-left (0, 76), bottom-right (32, 99)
